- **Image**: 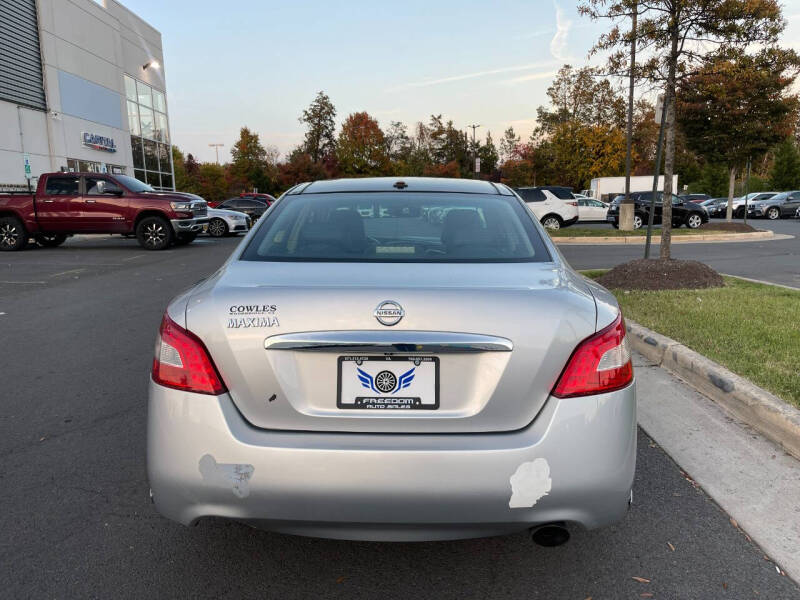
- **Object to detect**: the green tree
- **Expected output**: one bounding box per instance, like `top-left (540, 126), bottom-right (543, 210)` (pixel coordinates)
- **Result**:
top-left (581, 0), bottom-right (786, 257)
top-left (478, 131), bottom-right (499, 174)
top-left (229, 126), bottom-right (273, 193)
top-left (299, 91), bottom-right (337, 162)
top-left (194, 162), bottom-right (229, 203)
top-left (499, 126), bottom-right (520, 165)
top-left (771, 138), bottom-right (800, 190)
top-left (678, 48), bottom-right (800, 219)
top-left (535, 65), bottom-right (625, 135)
top-left (171, 145), bottom-right (190, 191)
top-left (336, 112), bottom-right (390, 176)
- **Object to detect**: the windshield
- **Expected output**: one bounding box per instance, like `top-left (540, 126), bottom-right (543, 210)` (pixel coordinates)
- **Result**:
top-left (115, 175), bottom-right (154, 192)
top-left (241, 192), bottom-right (551, 263)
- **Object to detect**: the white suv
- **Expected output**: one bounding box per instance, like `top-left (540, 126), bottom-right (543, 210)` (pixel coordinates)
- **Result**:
top-left (514, 187), bottom-right (579, 230)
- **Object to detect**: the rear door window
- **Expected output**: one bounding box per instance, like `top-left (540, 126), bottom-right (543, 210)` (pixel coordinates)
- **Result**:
top-left (241, 192), bottom-right (551, 263)
top-left (516, 188), bottom-right (546, 202)
top-left (44, 176), bottom-right (79, 196)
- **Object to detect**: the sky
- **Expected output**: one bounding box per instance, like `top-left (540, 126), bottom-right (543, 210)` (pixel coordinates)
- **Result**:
top-left (123, 0), bottom-right (800, 164)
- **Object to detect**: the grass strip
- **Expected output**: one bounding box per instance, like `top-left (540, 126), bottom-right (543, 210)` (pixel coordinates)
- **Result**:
top-left (583, 273), bottom-right (800, 407)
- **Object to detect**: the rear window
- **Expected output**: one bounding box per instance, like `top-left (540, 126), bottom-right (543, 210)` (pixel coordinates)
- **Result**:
top-left (241, 192), bottom-right (551, 263)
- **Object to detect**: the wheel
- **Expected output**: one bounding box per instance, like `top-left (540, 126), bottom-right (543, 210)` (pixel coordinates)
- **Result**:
top-left (767, 207), bottom-right (780, 220)
top-left (0, 216), bottom-right (28, 251)
top-left (173, 232), bottom-right (197, 246)
top-left (541, 215), bottom-right (562, 230)
top-left (611, 222), bottom-right (619, 229)
top-left (735, 207), bottom-right (745, 219)
top-left (685, 213), bottom-right (703, 229)
top-left (633, 215), bottom-right (643, 229)
top-left (136, 216), bottom-right (172, 250)
top-left (34, 233), bottom-right (68, 248)
top-left (207, 218), bottom-right (228, 237)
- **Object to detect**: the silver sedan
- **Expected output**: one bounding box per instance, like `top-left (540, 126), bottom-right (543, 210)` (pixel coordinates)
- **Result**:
top-left (147, 177), bottom-right (636, 543)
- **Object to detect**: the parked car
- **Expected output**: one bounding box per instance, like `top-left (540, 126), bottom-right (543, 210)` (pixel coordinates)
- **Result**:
top-left (514, 187), bottom-right (579, 230)
top-left (0, 173), bottom-right (207, 251)
top-left (577, 197), bottom-right (610, 222)
top-left (680, 193), bottom-right (712, 203)
top-left (700, 197), bottom-right (728, 218)
top-left (605, 191), bottom-right (709, 229)
top-left (215, 197), bottom-right (269, 222)
top-left (746, 190), bottom-right (800, 220)
top-left (206, 207), bottom-right (251, 237)
top-left (147, 176), bottom-right (636, 543)
top-left (731, 192), bottom-right (778, 218)
top-left (240, 192), bottom-right (276, 205)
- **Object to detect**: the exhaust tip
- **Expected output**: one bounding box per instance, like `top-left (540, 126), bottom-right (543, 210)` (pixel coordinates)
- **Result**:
top-left (530, 523), bottom-right (570, 547)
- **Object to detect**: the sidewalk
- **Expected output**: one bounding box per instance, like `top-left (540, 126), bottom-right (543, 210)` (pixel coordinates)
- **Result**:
top-left (633, 350), bottom-right (800, 582)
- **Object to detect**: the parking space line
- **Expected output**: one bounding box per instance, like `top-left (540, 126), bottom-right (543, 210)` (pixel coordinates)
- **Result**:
top-left (48, 268), bottom-right (86, 278)
top-left (0, 280), bottom-right (47, 285)
top-left (123, 254), bottom-right (145, 261)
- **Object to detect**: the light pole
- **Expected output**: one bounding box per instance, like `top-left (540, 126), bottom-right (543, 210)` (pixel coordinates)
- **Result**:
top-left (209, 143), bottom-right (224, 165)
top-left (621, 0), bottom-right (638, 231)
top-left (468, 124), bottom-right (481, 178)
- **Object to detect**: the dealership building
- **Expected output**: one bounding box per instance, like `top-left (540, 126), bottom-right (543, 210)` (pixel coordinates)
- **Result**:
top-left (0, 0), bottom-right (174, 190)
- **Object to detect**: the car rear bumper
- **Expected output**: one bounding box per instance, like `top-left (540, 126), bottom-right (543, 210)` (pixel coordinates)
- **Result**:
top-left (147, 380), bottom-right (636, 541)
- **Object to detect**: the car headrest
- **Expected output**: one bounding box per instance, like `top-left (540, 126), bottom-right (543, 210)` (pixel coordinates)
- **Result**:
top-left (441, 209), bottom-right (482, 246)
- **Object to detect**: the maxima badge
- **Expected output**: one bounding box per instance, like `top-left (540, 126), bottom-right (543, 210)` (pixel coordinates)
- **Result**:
top-left (374, 300), bottom-right (404, 326)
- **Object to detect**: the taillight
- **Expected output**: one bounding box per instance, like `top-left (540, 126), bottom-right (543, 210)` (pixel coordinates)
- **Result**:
top-left (152, 314), bottom-right (227, 395)
top-left (552, 312), bottom-right (633, 398)
top-left (566, 201), bottom-right (578, 206)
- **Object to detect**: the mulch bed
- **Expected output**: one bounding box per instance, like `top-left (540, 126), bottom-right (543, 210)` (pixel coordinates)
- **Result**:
top-left (596, 259), bottom-right (725, 291)
top-left (699, 222), bottom-right (758, 233)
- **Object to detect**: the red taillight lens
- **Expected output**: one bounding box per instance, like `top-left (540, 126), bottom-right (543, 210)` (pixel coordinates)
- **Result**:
top-left (152, 314), bottom-right (227, 395)
top-left (552, 312), bottom-right (633, 398)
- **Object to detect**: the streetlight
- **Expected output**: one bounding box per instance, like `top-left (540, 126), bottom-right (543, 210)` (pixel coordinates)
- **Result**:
top-left (142, 60), bottom-right (160, 71)
top-left (468, 124), bottom-right (481, 178)
top-left (209, 143), bottom-right (224, 164)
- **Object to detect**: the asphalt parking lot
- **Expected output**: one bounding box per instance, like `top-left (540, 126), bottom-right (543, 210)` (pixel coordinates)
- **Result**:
top-left (561, 218), bottom-right (800, 288)
top-left (1, 234), bottom-right (799, 598)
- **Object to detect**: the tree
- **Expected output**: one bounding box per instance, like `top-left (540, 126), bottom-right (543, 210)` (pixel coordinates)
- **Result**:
top-left (278, 149), bottom-right (329, 189)
top-left (499, 126), bottom-right (520, 164)
top-left (194, 162), bottom-right (229, 203)
top-left (677, 48), bottom-right (800, 219)
top-left (336, 112), bottom-right (390, 176)
top-left (535, 65), bottom-right (625, 135)
top-left (581, 0), bottom-right (786, 258)
top-left (299, 91), bottom-right (337, 162)
top-left (229, 126), bottom-right (273, 193)
top-left (478, 131), bottom-right (499, 175)
top-left (171, 145), bottom-right (189, 191)
top-left (771, 138), bottom-right (800, 190)
top-left (385, 120), bottom-right (413, 164)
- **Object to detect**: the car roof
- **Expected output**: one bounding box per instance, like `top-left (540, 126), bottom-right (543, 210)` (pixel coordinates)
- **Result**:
top-left (291, 177), bottom-right (510, 195)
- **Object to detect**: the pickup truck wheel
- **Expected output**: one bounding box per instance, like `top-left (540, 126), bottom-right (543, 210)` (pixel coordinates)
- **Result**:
top-left (0, 216), bottom-right (28, 251)
top-left (174, 232), bottom-right (197, 246)
top-left (34, 233), bottom-right (67, 248)
top-left (208, 218), bottom-right (228, 237)
top-left (136, 216), bottom-right (172, 250)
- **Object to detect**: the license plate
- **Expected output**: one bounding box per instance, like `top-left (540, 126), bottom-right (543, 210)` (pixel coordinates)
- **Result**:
top-left (338, 356), bottom-right (439, 410)
top-left (606, 215), bottom-right (616, 221)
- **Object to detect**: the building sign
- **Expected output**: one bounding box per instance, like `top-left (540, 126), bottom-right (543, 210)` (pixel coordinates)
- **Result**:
top-left (81, 132), bottom-right (117, 153)
top-left (23, 153), bottom-right (32, 179)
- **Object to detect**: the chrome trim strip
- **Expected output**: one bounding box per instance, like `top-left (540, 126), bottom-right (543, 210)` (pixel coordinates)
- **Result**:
top-left (264, 331), bottom-right (513, 353)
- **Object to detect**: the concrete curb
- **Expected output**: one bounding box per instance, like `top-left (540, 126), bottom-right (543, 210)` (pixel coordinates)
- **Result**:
top-left (626, 319), bottom-right (800, 461)
top-left (553, 230), bottom-right (776, 245)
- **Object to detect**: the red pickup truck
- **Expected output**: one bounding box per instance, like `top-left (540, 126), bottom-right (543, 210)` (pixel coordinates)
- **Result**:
top-left (0, 172), bottom-right (208, 251)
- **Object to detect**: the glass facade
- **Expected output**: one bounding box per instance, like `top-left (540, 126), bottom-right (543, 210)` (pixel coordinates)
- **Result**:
top-left (66, 158), bottom-right (126, 174)
top-left (124, 74), bottom-right (173, 190)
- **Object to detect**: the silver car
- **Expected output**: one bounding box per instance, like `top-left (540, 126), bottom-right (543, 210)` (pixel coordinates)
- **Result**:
top-left (147, 177), bottom-right (636, 543)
